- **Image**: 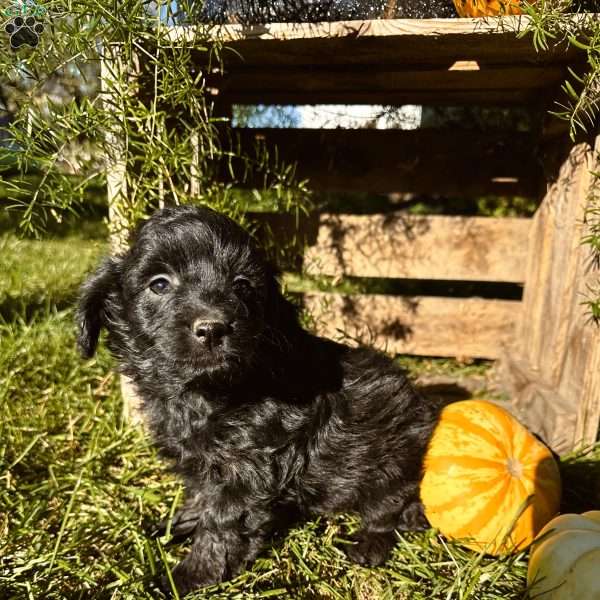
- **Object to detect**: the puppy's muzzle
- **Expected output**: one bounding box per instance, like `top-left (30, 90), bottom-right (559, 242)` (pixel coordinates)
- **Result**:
top-left (192, 319), bottom-right (231, 350)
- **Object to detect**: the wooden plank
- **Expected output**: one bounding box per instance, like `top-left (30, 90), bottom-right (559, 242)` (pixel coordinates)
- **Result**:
top-left (101, 44), bottom-right (145, 425)
top-left (217, 88), bottom-right (542, 106)
top-left (214, 64), bottom-right (566, 96)
top-left (303, 292), bottom-right (519, 359)
top-left (211, 60), bottom-right (570, 106)
top-left (303, 214), bottom-right (531, 283)
top-left (575, 338), bottom-right (600, 450)
top-left (101, 43), bottom-right (130, 253)
top-left (563, 136), bottom-right (600, 451)
top-left (182, 16), bottom-right (585, 105)
top-left (506, 140), bottom-right (600, 454)
top-left (173, 17), bottom-right (582, 67)
top-left (232, 128), bottom-right (542, 197)
top-left (518, 143), bottom-right (593, 384)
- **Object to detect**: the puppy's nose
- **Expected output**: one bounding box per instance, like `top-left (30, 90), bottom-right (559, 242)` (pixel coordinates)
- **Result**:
top-left (191, 319), bottom-right (230, 348)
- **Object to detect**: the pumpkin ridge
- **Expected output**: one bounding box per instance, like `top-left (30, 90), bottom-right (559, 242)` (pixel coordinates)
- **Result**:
top-left (451, 474), bottom-right (512, 543)
top-left (515, 430), bottom-right (537, 460)
top-left (507, 472), bottom-right (534, 548)
top-left (424, 473), bottom-right (508, 514)
top-left (520, 468), bottom-right (550, 491)
top-left (436, 412), bottom-right (507, 456)
top-left (513, 475), bottom-right (529, 504)
top-left (530, 470), bottom-right (561, 522)
top-left (497, 472), bottom-right (546, 551)
top-left (497, 408), bottom-right (521, 457)
top-left (425, 455), bottom-right (507, 472)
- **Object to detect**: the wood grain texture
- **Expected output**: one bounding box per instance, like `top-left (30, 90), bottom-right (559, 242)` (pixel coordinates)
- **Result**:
top-left (575, 337), bottom-right (600, 450)
top-left (101, 44), bottom-right (131, 253)
top-left (303, 213), bottom-right (531, 282)
top-left (172, 17), bottom-right (581, 67)
top-left (221, 89), bottom-right (541, 106)
top-left (568, 137), bottom-right (600, 451)
top-left (183, 16), bottom-right (586, 105)
top-left (212, 64), bottom-right (568, 107)
top-left (507, 140), bottom-right (600, 454)
top-left (304, 292), bottom-right (519, 359)
top-left (233, 128), bottom-right (542, 197)
top-left (101, 44), bottom-right (145, 425)
top-left (518, 144), bottom-right (593, 383)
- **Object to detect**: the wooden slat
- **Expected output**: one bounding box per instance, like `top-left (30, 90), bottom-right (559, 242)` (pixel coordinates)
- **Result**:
top-left (176, 17), bottom-right (587, 105)
top-left (174, 17), bottom-right (581, 67)
top-left (101, 44), bottom-right (145, 425)
top-left (506, 140), bottom-right (600, 454)
top-left (576, 337), bottom-right (600, 450)
top-left (101, 44), bottom-right (131, 252)
top-left (303, 213), bottom-right (531, 283)
top-left (221, 89), bottom-right (539, 106)
top-left (180, 16), bottom-right (587, 105)
top-left (212, 64), bottom-right (567, 107)
top-left (519, 144), bottom-right (594, 383)
top-left (303, 292), bottom-right (519, 359)
top-left (233, 128), bottom-right (542, 197)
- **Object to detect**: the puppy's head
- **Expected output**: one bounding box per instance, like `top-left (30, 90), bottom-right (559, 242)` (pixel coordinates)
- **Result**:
top-left (77, 205), bottom-right (297, 383)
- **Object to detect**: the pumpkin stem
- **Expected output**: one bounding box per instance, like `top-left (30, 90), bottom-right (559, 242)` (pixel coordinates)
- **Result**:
top-left (506, 457), bottom-right (523, 478)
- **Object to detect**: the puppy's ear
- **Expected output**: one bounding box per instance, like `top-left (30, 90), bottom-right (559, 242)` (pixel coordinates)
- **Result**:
top-left (77, 257), bottom-right (121, 358)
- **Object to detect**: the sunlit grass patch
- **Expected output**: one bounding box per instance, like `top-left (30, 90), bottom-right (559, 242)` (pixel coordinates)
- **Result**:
top-left (0, 309), bottom-right (530, 599)
top-left (0, 233), bottom-right (107, 319)
top-left (0, 228), bottom-right (597, 599)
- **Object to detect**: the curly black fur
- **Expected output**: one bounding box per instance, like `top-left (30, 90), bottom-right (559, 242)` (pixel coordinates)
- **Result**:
top-left (77, 206), bottom-right (444, 595)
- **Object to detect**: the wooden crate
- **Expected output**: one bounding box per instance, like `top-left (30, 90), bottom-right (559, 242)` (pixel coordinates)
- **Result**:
top-left (106, 16), bottom-right (600, 453)
top-left (506, 141), bottom-right (600, 454)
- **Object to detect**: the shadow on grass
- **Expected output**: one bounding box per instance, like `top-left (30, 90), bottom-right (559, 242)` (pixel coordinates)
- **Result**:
top-left (417, 382), bottom-right (472, 403)
top-left (0, 195), bottom-right (108, 240)
top-left (559, 448), bottom-right (600, 514)
top-left (0, 292), bottom-right (79, 322)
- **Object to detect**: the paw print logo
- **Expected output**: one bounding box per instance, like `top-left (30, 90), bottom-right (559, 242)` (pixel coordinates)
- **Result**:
top-left (5, 15), bottom-right (44, 49)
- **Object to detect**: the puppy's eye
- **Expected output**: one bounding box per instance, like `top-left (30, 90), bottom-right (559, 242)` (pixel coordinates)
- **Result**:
top-left (149, 276), bottom-right (172, 295)
top-left (233, 275), bottom-right (253, 296)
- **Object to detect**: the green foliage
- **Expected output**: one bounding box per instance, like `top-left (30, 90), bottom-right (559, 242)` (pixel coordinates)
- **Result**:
top-left (0, 232), bottom-right (106, 316)
top-left (521, 2), bottom-right (600, 324)
top-left (0, 0), bottom-right (309, 238)
top-left (522, 0), bottom-right (600, 140)
top-left (582, 164), bottom-right (600, 324)
top-left (1, 5), bottom-right (599, 597)
top-left (0, 309), bottom-right (183, 599)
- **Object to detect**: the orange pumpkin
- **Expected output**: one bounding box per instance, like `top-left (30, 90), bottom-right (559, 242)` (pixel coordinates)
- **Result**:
top-left (453, 0), bottom-right (526, 17)
top-left (420, 400), bottom-right (561, 555)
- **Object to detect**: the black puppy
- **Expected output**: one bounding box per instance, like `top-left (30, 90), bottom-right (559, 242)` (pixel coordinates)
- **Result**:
top-left (77, 205), bottom-right (442, 595)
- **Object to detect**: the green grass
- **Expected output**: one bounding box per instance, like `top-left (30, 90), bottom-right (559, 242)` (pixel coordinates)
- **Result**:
top-left (0, 234), bottom-right (107, 319)
top-left (0, 204), bottom-right (108, 319)
top-left (1, 224), bottom-right (599, 599)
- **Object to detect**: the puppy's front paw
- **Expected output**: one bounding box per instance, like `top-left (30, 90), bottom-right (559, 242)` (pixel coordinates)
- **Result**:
top-left (159, 563), bottom-right (221, 598)
top-left (160, 529), bottom-right (235, 596)
top-left (149, 518), bottom-right (169, 539)
top-left (345, 530), bottom-right (396, 567)
top-left (150, 508), bottom-right (201, 544)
